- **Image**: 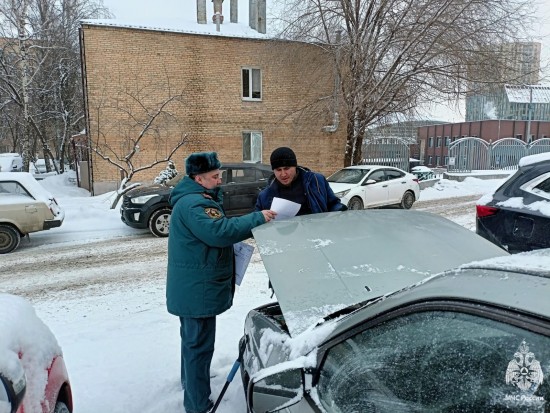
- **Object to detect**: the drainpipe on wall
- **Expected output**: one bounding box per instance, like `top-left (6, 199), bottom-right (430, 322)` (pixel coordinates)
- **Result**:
top-left (213, 0), bottom-right (224, 25)
top-left (197, 0), bottom-right (207, 23)
top-left (322, 30), bottom-right (342, 133)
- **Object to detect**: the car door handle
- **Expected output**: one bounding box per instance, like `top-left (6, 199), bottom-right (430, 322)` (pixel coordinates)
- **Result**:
top-left (382, 185), bottom-right (388, 188)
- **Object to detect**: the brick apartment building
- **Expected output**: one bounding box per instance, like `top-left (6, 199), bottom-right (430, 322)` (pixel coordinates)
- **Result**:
top-left (418, 120), bottom-right (550, 167)
top-left (79, 21), bottom-right (346, 194)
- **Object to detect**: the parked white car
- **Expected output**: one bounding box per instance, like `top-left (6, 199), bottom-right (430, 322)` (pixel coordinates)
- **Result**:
top-left (327, 165), bottom-right (420, 209)
top-left (0, 172), bottom-right (64, 253)
top-left (0, 153), bottom-right (23, 172)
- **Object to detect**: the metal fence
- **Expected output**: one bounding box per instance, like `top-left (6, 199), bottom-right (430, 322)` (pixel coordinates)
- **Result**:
top-left (448, 137), bottom-right (550, 172)
top-left (360, 137), bottom-right (411, 171)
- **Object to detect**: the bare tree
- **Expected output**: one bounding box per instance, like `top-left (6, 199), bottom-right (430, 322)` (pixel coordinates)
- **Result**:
top-left (0, 0), bottom-right (110, 170)
top-left (90, 77), bottom-right (196, 208)
top-left (272, 0), bottom-right (537, 165)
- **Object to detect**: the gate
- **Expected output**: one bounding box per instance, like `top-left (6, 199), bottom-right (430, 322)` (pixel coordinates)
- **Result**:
top-left (448, 137), bottom-right (550, 172)
top-left (529, 138), bottom-right (550, 156)
top-left (360, 137), bottom-right (411, 171)
top-left (491, 138), bottom-right (527, 170)
top-left (447, 137), bottom-right (490, 172)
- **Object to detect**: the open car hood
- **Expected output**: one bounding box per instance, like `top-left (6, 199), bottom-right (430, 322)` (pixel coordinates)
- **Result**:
top-left (252, 210), bottom-right (508, 336)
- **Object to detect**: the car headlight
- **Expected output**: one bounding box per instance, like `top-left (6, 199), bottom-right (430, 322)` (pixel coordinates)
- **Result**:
top-left (131, 194), bottom-right (158, 205)
top-left (334, 189), bottom-right (350, 198)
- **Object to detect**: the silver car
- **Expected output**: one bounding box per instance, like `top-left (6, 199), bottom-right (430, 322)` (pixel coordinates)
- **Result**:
top-left (240, 210), bottom-right (550, 413)
top-left (327, 165), bottom-right (420, 210)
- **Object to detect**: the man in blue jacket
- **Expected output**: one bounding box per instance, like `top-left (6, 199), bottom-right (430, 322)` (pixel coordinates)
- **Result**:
top-left (255, 147), bottom-right (347, 215)
top-left (167, 152), bottom-right (275, 413)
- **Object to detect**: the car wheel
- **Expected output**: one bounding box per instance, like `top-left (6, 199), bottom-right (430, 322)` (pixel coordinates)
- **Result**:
top-left (400, 191), bottom-right (415, 209)
top-left (54, 401), bottom-right (70, 413)
top-left (347, 197), bottom-right (364, 210)
top-left (0, 225), bottom-right (21, 254)
top-left (148, 208), bottom-right (171, 237)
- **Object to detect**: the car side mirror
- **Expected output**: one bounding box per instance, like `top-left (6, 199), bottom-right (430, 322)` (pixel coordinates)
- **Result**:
top-left (0, 361), bottom-right (26, 413)
top-left (247, 368), bottom-right (303, 413)
top-left (363, 179), bottom-right (377, 185)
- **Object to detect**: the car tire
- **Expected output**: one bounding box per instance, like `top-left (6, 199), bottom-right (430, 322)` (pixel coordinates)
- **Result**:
top-left (347, 197), bottom-right (364, 210)
top-left (54, 401), bottom-right (70, 413)
top-left (148, 208), bottom-right (171, 237)
top-left (400, 191), bottom-right (415, 209)
top-left (0, 225), bottom-right (21, 254)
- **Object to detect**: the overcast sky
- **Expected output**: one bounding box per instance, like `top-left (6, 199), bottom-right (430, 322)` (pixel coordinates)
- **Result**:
top-left (100, 0), bottom-right (550, 122)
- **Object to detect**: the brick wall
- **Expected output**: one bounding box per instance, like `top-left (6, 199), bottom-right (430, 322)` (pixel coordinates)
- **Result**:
top-left (80, 25), bottom-right (347, 194)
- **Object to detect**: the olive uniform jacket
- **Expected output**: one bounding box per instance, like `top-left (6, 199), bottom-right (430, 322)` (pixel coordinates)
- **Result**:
top-left (167, 176), bottom-right (265, 317)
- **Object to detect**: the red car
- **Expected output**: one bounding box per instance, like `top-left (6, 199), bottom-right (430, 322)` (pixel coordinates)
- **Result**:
top-left (0, 294), bottom-right (73, 413)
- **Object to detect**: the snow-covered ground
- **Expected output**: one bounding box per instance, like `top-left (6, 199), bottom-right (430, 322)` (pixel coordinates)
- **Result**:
top-left (2, 172), bottom-right (514, 413)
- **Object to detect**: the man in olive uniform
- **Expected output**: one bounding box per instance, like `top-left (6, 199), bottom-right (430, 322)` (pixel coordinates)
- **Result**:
top-left (166, 152), bottom-right (275, 413)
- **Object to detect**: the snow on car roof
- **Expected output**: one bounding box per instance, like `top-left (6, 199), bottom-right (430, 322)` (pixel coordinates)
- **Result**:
top-left (0, 172), bottom-right (55, 203)
top-left (0, 294), bottom-right (62, 412)
top-left (519, 152), bottom-right (550, 167)
top-left (460, 248), bottom-right (550, 277)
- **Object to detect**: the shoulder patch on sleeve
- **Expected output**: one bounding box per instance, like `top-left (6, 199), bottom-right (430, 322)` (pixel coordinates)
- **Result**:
top-left (204, 207), bottom-right (223, 219)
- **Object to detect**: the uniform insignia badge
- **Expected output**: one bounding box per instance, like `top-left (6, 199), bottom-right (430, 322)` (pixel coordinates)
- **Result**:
top-left (205, 207), bottom-right (222, 219)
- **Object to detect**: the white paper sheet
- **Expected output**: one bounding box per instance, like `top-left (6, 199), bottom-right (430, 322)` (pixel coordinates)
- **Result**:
top-left (270, 197), bottom-right (301, 220)
top-left (234, 242), bottom-right (254, 285)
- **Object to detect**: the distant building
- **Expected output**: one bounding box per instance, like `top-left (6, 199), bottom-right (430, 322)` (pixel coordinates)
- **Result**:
top-left (465, 42), bottom-right (544, 122)
top-left (417, 120), bottom-right (550, 167)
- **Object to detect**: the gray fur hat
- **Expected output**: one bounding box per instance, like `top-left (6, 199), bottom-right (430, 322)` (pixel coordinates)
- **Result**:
top-left (185, 152), bottom-right (221, 176)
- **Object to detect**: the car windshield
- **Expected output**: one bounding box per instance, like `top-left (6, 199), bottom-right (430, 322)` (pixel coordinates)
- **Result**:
top-left (316, 310), bottom-right (550, 412)
top-left (327, 169), bottom-right (370, 184)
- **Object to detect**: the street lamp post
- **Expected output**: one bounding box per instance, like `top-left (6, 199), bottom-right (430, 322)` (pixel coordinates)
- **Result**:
top-left (526, 85), bottom-right (533, 143)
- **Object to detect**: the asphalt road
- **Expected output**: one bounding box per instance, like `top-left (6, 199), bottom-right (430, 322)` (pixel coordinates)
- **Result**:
top-left (1, 195), bottom-right (479, 301)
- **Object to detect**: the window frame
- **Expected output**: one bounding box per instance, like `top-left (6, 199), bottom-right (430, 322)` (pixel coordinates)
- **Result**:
top-left (241, 67), bottom-right (262, 101)
top-left (242, 131), bottom-right (263, 163)
top-left (520, 171), bottom-right (550, 201)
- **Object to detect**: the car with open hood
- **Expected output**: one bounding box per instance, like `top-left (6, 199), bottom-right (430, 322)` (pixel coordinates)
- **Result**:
top-left (240, 210), bottom-right (550, 413)
top-left (0, 172), bottom-right (65, 253)
top-left (327, 165), bottom-right (420, 210)
top-left (120, 163), bottom-right (272, 237)
top-left (0, 293), bottom-right (73, 413)
top-left (476, 152), bottom-right (550, 253)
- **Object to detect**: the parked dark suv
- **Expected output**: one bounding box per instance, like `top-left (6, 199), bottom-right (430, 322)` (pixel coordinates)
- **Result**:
top-left (121, 163), bottom-right (272, 237)
top-left (476, 153), bottom-right (550, 253)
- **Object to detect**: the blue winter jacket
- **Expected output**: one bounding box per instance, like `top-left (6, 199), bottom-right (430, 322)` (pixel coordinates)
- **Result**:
top-left (167, 176), bottom-right (265, 317)
top-left (255, 167), bottom-right (347, 213)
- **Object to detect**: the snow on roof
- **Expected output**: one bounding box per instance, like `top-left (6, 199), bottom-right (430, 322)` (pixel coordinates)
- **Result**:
top-left (81, 17), bottom-right (271, 40)
top-left (519, 152), bottom-right (550, 167)
top-left (505, 84), bottom-right (550, 104)
top-left (0, 172), bottom-right (55, 203)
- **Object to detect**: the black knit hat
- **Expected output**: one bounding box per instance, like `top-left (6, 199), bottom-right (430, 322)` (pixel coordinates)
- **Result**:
top-left (270, 147), bottom-right (297, 170)
top-left (185, 152), bottom-right (221, 176)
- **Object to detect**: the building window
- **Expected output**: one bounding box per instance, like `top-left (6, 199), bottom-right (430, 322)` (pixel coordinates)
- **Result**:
top-left (444, 156), bottom-right (449, 165)
top-left (444, 136), bottom-right (450, 146)
top-left (428, 156), bottom-right (433, 165)
top-left (242, 131), bottom-right (262, 162)
top-left (428, 137), bottom-right (434, 147)
top-left (436, 137), bottom-right (442, 147)
top-left (436, 156), bottom-right (441, 166)
top-left (516, 134), bottom-right (523, 140)
top-left (242, 68), bottom-right (262, 100)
